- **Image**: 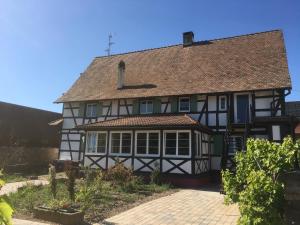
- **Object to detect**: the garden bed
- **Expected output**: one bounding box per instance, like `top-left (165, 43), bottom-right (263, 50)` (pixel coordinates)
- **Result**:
top-left (9, 176), bottom-right (176, 224)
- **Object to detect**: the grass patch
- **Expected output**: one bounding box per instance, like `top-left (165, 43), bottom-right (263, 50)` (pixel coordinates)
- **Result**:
top-left (9, 177), bottom-right (174, 223)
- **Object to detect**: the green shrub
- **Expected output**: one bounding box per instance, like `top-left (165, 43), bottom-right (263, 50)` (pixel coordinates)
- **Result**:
top-left (222, 137), bottom-right (296, 225)
top-left (48, 164), bottom-right (57, 199)
top-left (0, 170), bottom-right (13, 225)
top-left (76, 171), bottom-right (104, 211)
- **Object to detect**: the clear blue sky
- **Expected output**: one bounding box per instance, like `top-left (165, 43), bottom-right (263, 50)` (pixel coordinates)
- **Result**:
top-left (0, 0), bottom-right (299, 113)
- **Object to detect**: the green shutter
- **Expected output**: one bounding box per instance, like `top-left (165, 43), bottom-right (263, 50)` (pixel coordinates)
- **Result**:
top-left (170, 97), bottom-right (178, 113)
top-left (78, 103), bottom-right (85, 117)
top-left (132, 99), bottom-right (139, 115)
top-left (190, 95), bottom-right (198, 112)
top-left (213, 134), bottom-right (224, 156)
top-left (96, 102), bottom-right (103, 117)
top-left (153, 98), bottom-right (161, 113)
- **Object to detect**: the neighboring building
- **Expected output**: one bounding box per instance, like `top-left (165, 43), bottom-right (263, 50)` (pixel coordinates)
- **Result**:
top-left (55, 30), bottom-right (295, 181)
top-left (286, 101), bottom-right (300, 138)
top-left (0, 101), bottom-right (61, 172)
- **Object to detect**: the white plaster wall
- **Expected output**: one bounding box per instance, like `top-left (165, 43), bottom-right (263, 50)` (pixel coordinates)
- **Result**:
top-left (208, 96), bottom-right (217, 111)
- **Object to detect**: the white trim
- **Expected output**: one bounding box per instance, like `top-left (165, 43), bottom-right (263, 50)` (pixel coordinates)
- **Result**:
top-left (234, 93), bottom-right (252, 123)
top-left (85, 131), bottom-right (108, 155)
top-left (178, 97), bottom-right (190, 112)
top-left (163, 130), bottom-right (191, 158)
top-left (135, 130), bottom-right (160, 156)
top-left (109, 131), bottom-right (133, 156)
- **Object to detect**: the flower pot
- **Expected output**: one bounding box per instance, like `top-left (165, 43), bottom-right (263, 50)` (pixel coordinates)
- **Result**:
top-left (33, 206), bottom-right (84, 225)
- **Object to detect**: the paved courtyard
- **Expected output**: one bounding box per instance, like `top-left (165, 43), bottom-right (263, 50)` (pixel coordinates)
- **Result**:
top-left (104, 189), bottom-right (239, 225)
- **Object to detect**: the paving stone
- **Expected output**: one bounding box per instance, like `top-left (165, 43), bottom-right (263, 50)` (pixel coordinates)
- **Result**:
top-left (103, 189), bottom-right (239, 225)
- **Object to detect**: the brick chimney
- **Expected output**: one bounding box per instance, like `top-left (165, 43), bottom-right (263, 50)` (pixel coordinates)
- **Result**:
top-left (117, 60), bottom-right (125, 89)
top-left (183, 31), bottom-right (194, 46)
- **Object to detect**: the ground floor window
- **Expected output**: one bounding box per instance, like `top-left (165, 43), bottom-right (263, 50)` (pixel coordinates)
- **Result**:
top-left (86, 132), bottom-right (107, 154)
top-left (135, 131), bottom-right (160, 156)
top-left (164, 131), bottom-right (190, 157)
top-left (110, 131), bottom-right (132, 155)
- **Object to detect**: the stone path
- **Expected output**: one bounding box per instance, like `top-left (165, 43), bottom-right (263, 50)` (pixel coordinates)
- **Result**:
top-left (104, 189), bottom-right (239, 225)
top-left (0, 180), bottom-right (49, 196)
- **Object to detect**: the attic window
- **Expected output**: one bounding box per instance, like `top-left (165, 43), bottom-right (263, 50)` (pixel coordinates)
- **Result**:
top-left (140, 100), bottom-right (153, 114)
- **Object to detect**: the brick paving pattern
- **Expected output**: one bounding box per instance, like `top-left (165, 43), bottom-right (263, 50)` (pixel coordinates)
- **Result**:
top-left (104, 189), bottom-right (239, 225)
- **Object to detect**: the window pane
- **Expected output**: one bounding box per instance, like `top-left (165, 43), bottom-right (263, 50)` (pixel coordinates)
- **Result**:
top-left (137, 133), bottom-right (147, 154)
top-left (111, 133), bottom-right (120, 153)
top-left (148, 133), bottom-right (159, 155)
top-left (140, 102), bottom-right (147, 114)
top-left (220, 98), bottom-right (226, 110)
top-left (87, 133), bottom-right (97, 153)
top-left (86, 104), bottom-right (97, 117)
top-left (165, 132), bottom-right (176, 155)
top-left (97, 133), bottom-right (106, 153)
top-left (121, 133), bottom-right (131, 154)
top-left (178, 132), bottom-right (190, 155)
top-left (147, 101), bottom-right (153, 113)
top-left (179, 98), bottom-right (190, 111)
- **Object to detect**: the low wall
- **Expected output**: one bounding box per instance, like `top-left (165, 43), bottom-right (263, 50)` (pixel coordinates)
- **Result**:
top-left (0, 146), bottom-right (58, 173)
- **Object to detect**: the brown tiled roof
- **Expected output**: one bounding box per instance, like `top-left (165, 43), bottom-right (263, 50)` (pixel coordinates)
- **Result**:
top-left (77, 114), bottom-right (211, 132)
top-left (56, 30), bottom-right (291, 103)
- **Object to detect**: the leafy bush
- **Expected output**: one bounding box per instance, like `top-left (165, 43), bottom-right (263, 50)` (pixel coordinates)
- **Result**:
top-left (222, 137), bottom-right (296, 225)
top-left (48, 164), bottom-right (57, 199)
top-left (0, 171), bottom-right (13, 225)
top-left (105, 160), bottom-right (134, 186)
top-left (76, 170), bottom-right (104, 211)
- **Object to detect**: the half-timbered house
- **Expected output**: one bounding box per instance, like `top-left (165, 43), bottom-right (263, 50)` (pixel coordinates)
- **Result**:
top-left (55, 30), bottom-right (295, 183)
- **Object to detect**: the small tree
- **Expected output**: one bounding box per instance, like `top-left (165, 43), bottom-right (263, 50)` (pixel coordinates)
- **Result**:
top-left (48, 164), bottom-right (57, 199)
top-left (65, 163), bottom-right (76, 202)
top-left (222, 137), bottom-right (296, 225)
top-left (0, 170), bottom-right (13, 225)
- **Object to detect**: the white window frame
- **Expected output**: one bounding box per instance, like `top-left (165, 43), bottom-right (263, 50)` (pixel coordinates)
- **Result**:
top-left (135, 130), bottom-right (160, 156)
top-left (219, 96), bottom-right (227, 110)
top-left (86, 103), bottom-right (97, 118)
top-left (109, 131), bottom-right (133, 156)
top-left (140, 100), bottom-right (153, 114)
top-left (194, 131), bottom-right (203, 158)
top-left (85, 131), bottom-right (107, 155)
top-left (163, 130), bottom-right (191, 158)
top-left (178, 97), bottom-right (190, 112)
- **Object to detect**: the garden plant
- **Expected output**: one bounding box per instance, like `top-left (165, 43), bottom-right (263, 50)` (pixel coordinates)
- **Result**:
top-left (0, 170), bottom-right (13, 225)
top-left (222, 137), bottom-right (297, 225)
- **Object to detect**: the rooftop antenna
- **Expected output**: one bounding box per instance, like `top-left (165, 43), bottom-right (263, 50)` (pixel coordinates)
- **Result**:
top-left (105, 33), bottom-right (114, 56)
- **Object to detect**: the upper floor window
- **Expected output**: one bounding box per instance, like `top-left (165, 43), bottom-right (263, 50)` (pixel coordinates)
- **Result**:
top-left (86, 132), bottom-right (107, 154)
top-left (86, 103), bottom-right (97, 117)
top-left (220, 96), bottom-right (227, 110)
top-left (140, 100), bottom-right (153, 114)
top-left (179, 97), bottom-right (190, 112)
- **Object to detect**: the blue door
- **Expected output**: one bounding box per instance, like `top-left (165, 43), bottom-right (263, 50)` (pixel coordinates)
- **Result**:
top-left (236, 95), bottom-right (249, 123)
